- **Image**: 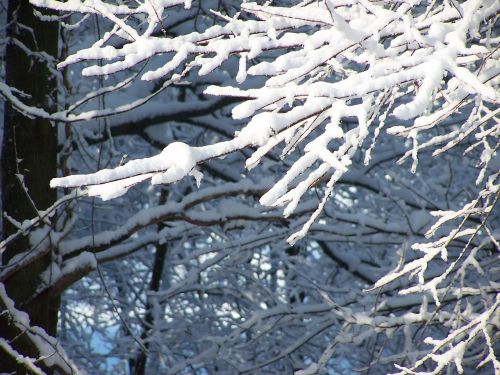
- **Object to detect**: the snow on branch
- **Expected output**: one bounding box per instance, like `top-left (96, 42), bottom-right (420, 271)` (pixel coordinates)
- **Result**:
top-left (393, 294), bottom-right (500, 375)
top-left (57, 179), bottom-right (275, 258)
top-left (0, 284), bottom-right (82, 375)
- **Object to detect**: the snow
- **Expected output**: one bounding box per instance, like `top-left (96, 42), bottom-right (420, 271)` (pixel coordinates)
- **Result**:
top-left (151, 142), bottom-right (198, 184)
top-left (0, 339), bottom-right (45, 375)
top-left (393, 60), bottom-right (444, 120)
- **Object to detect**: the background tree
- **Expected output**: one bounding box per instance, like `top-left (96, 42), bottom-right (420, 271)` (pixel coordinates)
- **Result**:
top-left (1, 1), bottom-right (499, 374)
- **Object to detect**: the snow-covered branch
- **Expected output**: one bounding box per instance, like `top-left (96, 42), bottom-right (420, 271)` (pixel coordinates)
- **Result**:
top-left (40, 0), bottom-right (499, 246)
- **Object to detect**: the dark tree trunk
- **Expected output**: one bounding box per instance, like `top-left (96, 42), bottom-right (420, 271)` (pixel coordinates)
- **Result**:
top-left (0, 0), bottom-right (59, 372)
top-left (131, 191), bottom-right (169, 375)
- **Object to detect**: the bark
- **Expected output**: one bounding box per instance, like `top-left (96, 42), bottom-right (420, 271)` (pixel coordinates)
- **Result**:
top-left (0, 0), bottom-right (59, 372)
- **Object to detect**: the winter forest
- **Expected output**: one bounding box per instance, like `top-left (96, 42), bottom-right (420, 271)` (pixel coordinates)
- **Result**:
top-left (0, 0), bottom-right (498, 374)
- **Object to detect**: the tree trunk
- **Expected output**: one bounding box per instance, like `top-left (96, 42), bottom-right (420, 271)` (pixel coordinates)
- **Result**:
top-left (0, 0), bottom-right (59, 372)
top-left (131, 190), bottom-right (169, 375)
